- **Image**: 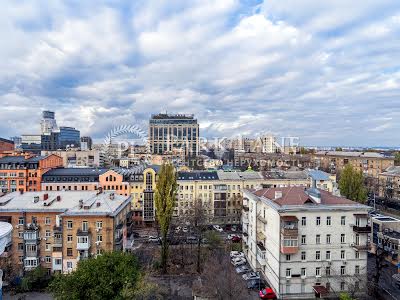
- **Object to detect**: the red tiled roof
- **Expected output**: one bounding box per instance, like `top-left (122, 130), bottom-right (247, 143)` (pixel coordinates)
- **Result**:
top-left (252, 187), bottom-right (357, 206)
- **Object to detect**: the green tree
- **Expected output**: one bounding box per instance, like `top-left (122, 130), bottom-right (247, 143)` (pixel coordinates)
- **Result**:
top-left (48, 251), bottom-right (140, 300)
top-left (339, 292), bottom-right (355, 300)
top-left (395, 152), bottom-right (400, 165)
top-left (19, 266), bottom-right (51, 292)
top-left (154, 163), bottom-right (178, 274)
top-left (335, 147), bottom-right (343, 151)
top-left (339, 164), bottom-right (367, 203)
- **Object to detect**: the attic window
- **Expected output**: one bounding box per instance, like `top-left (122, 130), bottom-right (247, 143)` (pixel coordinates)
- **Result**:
top-left (304, 198), bottom-right (314, 204)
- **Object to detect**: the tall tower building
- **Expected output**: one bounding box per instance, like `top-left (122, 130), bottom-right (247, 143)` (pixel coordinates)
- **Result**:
top-left (149, 113), bottom-right (199, 157)
top-left (40, 111), bottom-right (58, 135)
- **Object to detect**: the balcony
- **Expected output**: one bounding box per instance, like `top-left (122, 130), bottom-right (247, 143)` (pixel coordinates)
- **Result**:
top-left (76, 230), bottom-right (91, 250)
top-left (242, 212), bottom-right (249, 224)
top-left (353, 226), bottom-right (371, 234)
top-left (52, 258), bottom-right (63, 271)
top-left (281, 227), bottom-right (298, 237)
top-left (53, 238), bottom-right (63, 247)
top-left (24, 258), bottom-right (39, 271)
top-left (23, 231), bottom-right (40, 244)
top-left (281, 237), bottom-right (299, 254)
top-left (352, 243), bottom-right (370, 251)
top-left (257, 243), bottom-right (266, 266)
top-left (53, 225), bottom-right (62, 233)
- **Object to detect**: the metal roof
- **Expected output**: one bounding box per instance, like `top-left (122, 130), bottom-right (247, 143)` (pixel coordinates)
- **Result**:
top-left (307, 169), bottom-right (330, 181)
top-left (43, 168), bottom-right (108, 177)
top-left (178, 171), bottom-right (219, 181)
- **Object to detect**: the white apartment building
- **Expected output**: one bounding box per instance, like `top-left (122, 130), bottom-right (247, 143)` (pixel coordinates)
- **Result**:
top-left (242, 185), bottom-right (370, 299)
top-left (261, 134), bottom-right (277, 153)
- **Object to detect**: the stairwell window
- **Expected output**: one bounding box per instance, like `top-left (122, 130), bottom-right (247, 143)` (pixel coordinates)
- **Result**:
top-left (286, 268), bottom-right (291, 278)
top-left (341, 234), bottom-right (346, 244)
top-left (326, 216), bottom-right (331, 226)
top-left (341, 216), bottom-right (346, 225)
top-left (326, 234), bottom-right (331, 244)
top-left (301, 217), bottom-right (306, 226)
top-left (316, 217), bottom-right (321, 226)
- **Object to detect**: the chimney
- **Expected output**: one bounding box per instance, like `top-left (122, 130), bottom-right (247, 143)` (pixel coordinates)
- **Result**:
top-left (274, 191), bottom-right (283, 199)
top-left (79, 199), bottom-right (84, 208)
top-left (44, 193), bottom-right (49, 200)
top-left (110, 193), bottom-right (115, 200)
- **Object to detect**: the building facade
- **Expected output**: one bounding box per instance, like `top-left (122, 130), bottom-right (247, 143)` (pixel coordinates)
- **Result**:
top-left (242, 186), bottom-right (370, 299)
top-left (378, 166), bottom-right (400, 200)
top-left (0, 154), bottom-right (63, 193)
top-left (59, 127), bottom-right (80, 149)
top-left (149, 113), bottom-right (199, 157)
top-left (41, 149), bottom-right (101, 168)
top-left (0, 191), bottom-right (132, 276)
top-left (0, 138), bottom-right (14, 153)
top-left (313, 151), bottom-right (394, 177)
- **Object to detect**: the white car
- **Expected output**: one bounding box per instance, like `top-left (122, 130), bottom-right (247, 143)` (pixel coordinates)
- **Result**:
top-left (236, 265), bottom-right (251, 274)
top-left (230, 251), bottom-right (245, 259)
top-left (148, 236), bottom-right (160, 243)
top-left (242, 272), bottom-right (260, 281)
top-left (231, 257), bottom-right (246, 266)
top-left (231, 225), bottom-right (237, 232)
top-left (213, 225), bottom-right (223, 232)
top-left (175, 226), bottom-right (181, 233)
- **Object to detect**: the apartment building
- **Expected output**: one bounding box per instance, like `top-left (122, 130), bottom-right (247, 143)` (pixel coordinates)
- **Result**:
top-left (0, 191), bottom-right (132, 276)
top-left (0, 138), bottom-right (14, 153)
top-left (378, 166), bottom-right (400, 200)
top-left (370, 214), bottom-right (400, 266)
top-left (313, 151), bottom-right (394, 177)
top-left (234, 153), bottom-right (314, 171)
top-left (149, 113), bottom-right (199, 157)
top-left (41, 149), bottom-right (101, 168)
top-left (242, 186), bottom-right (370, 299)
top-left (41, 168), bottom-right (108, 192)
top-left (0, 154), bottom-right (62, 193)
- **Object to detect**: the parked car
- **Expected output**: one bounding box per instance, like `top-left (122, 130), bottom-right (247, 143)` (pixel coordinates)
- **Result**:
top-left (230, 251), bottom-right (245, 259)
top-left (182, 226), bottom-right (189, 233)
top-left (227, 234), bottom-right (240, 240)
top-left (242, 272), bottom-right (260, 281)
top-left (232, 235), bottom-right (242, 243)
top-left (175, 226), bottom-right (181, 233)
top-left (259, 288), bottom-right (277, 299)
top-left (247, 279), bottom-right (267, 290)
top-left (231, 225), bottom-right (237, 232)
top-left (131, 231), bottom-right (140, 238)
top-left (236, 265), bottom-right (251, 274)
top-left (148, 236), bottom-right (160, 243)
top-left (231, 257), bottom-right (246, 266)
top-left (213, 225), bottom-right (223, 232)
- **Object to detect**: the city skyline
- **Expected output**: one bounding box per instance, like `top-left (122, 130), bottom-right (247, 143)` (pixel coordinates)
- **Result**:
top-left (1, 1), bottom-right (399, 146)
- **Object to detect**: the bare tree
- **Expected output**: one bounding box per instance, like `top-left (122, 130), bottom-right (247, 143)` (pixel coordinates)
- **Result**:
top-left (198, 249), bottom-right (250, 300)
top-left (371, 234), bottom-right (391, 296)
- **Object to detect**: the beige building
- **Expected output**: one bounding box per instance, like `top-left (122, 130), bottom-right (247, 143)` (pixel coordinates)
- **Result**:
top-left (313, 151), bottom-right (394, 177)
top-left (0, 191), bottom-right (132, 276)
top-left (378, 166), bottom-right (400, 200)
top-left (41, 149), bottom-right (101, 168)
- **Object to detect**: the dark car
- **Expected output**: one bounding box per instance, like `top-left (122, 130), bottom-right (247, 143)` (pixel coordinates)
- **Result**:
top-left (247, 279), bottom-right (267, 290)
top-left (131, 232), bottom-right (140, 238)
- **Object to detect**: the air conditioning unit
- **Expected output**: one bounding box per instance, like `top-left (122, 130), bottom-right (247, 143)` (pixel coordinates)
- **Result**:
top-left (96, 228), bottom-right (100, 232)
top-left (43, 238), bottom-right (47, 241)
top-left (15, 225), bottom-right (19, 229)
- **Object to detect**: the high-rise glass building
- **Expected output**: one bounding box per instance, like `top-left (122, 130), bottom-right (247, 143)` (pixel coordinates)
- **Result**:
top-left (59, 126), bottom-right (80, 148)
top-left (40, 111), bottom-right (58, 135)
top-left (149, 113), bottom-right (199, 156)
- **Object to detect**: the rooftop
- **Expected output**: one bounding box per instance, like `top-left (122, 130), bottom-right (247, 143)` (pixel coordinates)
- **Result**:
top-left (0, 191), bottom-right (130, 216)
top-left (0, 155), bottom-right (51, 164)
top-left (0, 138), bottom-right (14, 144)
top-left (151, 113), bottom-right (195, 120)
top-left (307, 169), bottom-right (330, 181)
top-left (315, 151), bottom-right (392, 159)
top-left (262, 169), bottom-right (308, 180)
top-left (380, 166), bottom-right (400, 176)
top-left (252, 186), bottom-right (365, 207)
top-left (217, 170), bottom-right (263, 180)
top-left (43, 168), bottom-right (108, 177)
top-left (178, 171), bottom-right (218, 181)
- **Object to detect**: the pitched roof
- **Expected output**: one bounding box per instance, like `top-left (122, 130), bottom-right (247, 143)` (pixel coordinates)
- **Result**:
top-left (178, 171), bottom-right (218, 181)
top-left (43, 168), bottom-right (108, 177)
top-left (253, 186), bottom-right (357, 206)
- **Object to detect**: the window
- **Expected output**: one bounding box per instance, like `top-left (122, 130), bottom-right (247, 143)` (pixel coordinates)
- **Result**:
top-left (326, 266), bottom-right (331, 276)
top-left (341, 216), bottom-right (346, 225)
top-left (96, 221), bottom-right (103, 229)
top-left (341, 250), bottom-right (346, 260)
top-left (67, 235), bottom-right (73, 243)
top-left (18, 217), bottom-right (24, 225)
top-left (301, 251), bottom-right (306, 261)
top-left (341, 266), bottom-right (346, 275)
top-left (18, 243), bottom-right (24, 251)
top-left (326, 234), bottom-right (331, 244)
top-left (82, 221), bottom-right (88, 231)
top-left (341, 234), bottom-right (346, 244)
top-left (283, 238), bottom-right (298, 247)
top-left (355, 251), bottom-right (360, 259)
top-left (45, 230), bottom-right (51, 238)
top-left (316, 234), bottom-right (321, 244)
top-left (301, 235), bottom-right (306, 245)
top-left (340, 281), bottom-right (345, 291)
top-left (67, 221), bottom-right (73, 229)
top-left (18, 231), bottom-right (23, 238)
top-left (316, 251), bottom-right (321, 260)
top-left (55, 258), bottom-right (62, 265)
top-left (67, 248), bottom-right (73, 257)
top-left (67, 261), bottom-right (73, 269)
top-left (301, 268), bottom-right (306, 277)
top-left (97, 235), bottom-right (103, 242)
top-left (96, 249), bottom-right (102, 255)
top-left (45, 217), bottom-right (51, 225)
top-left (301, 217), bottom-right (306, 226)
top-left (316, 267), bottom-right (321, 277)
top-left (286, 268), bottom-right (291, 278)
top-left (45, 243), bottom-right (51, 251)
top-left (326, 251), bottom-right (331, 260)
top-left (326, 216), bottom-right (331, 226)
top-left (45, 256), bottom-right (51, 263)
top-left (316, 217), bottom-right (321, 226)
top-left (355, 265), bottom-right (360, 275)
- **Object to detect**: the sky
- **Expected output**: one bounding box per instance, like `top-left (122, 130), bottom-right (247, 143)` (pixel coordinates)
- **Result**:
top-left (1, 0), bottom-right (400, 147)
